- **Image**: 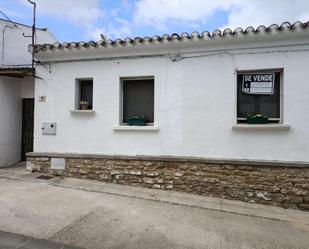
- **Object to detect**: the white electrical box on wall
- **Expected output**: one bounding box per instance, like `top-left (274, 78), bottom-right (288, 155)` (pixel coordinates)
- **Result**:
top-left (42, 122), bottom-right (57, 135)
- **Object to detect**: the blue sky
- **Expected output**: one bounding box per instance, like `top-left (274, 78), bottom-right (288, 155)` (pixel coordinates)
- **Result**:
top-left (1, 0), bottom-right (309, 42)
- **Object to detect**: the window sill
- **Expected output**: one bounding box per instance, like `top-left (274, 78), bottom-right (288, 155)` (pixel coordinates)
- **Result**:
top-left (70, 110), bottom-right (95, 114)
top-left (113, 125), bottom-right (159, 131)
top-left (232, 123), bottom-right (290, 131)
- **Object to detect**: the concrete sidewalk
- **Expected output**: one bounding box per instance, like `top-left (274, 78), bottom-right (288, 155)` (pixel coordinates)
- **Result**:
top-left (0, 230), bottom-right (82, 249)
top-left (0, 166), bottom-right (308, 249)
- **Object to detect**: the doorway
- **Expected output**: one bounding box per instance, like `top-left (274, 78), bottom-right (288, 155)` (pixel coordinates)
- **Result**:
top-left (21, 98), bottom-right (34, 161)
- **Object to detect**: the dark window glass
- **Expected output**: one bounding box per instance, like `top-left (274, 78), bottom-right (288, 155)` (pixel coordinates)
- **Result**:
top-left (79, 80), bottom-right (93, 110)
top-left (237, 72), bottom-right (280, 122)
top-left (123, 78), bottom-right (154, 123)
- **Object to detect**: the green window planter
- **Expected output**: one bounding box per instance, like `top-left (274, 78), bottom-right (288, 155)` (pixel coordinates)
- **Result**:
top-left (127, 117), bottom-right (146, 126)
top-left (246, 116), bottom-right (269, 124)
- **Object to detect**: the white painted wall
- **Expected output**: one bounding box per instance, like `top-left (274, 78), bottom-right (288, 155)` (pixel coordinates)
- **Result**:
top-left (34, 40), bottom-right (309, 163)
top-left (0, 78), bottom-right (21, 166)
top-left (0, 77), bottom-right (35, 166)
top-left (0, 19), bottom-right (56, 166)
top-left (0, 19), bottom-right (56, 66)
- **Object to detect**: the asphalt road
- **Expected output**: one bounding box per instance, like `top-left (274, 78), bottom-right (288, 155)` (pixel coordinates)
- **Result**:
top-left (0, 165), bottom-right (308, 249)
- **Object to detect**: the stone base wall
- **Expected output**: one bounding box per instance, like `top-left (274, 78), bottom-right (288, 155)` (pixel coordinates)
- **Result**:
top-left (26, 153), bottom-right (309, 211)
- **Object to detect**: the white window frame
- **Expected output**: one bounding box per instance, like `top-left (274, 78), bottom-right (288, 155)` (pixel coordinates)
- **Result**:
top-left (74, 78), bottom-right (94, 111)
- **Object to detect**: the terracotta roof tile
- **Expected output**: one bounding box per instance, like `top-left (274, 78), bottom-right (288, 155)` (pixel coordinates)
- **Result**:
top-left (33, 21), bottom-right (309, 53)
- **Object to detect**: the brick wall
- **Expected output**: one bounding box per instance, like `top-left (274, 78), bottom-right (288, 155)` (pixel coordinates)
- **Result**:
top-left (27, 154), bottom-right (309, 211)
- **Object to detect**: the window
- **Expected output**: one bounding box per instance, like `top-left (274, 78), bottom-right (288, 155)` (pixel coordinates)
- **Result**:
top-left (121, 77), bottom-right (154, 124)
top-left (76, 79), bottom-right (93, 110)
top-left (237, 71), bottom-right (281, 123)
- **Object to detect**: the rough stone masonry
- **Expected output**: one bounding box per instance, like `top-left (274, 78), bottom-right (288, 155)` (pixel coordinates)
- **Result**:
top-left (26, 153), bottom-right (309, 211)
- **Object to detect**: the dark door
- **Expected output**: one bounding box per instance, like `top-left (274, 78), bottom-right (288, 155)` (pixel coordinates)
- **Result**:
top-left (21, 98), bottom-right (34, 161)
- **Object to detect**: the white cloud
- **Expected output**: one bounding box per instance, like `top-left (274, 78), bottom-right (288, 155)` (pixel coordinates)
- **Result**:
top-left (134, 0), bottom-right (241, 30)
top-left (18, 0), bottom-right (133, 40)
top-left (225, 0), bottom-right (309, 29)
top-left (19, 0), bottom-right (103, 26)
top-left (87, 18), bottom-right (132, 41)
top-left (87, 27), bottom-right (105, 41)
top-left (134, 0), bottom-right (309, 31)
top-left (19, 0), bottom-right (104, 40)
top-left (107, 21), bottom-right (132, 39)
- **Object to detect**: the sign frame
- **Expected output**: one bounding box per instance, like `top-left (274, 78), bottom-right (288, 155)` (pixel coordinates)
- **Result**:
top-left (242, 73), bottom-right (275, 95)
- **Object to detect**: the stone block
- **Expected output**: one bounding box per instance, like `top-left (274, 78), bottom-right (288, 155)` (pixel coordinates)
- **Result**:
top-left (129, 170), bottom-right (142, 176)
top-left (143, 178), bottom-right (155, 184)
top-left (99, 174), bottom-right (110, 180)
top-left (299, 204), bottom-right (309, 210)
top-left (144, 171), bottom-right (160, 177)
top-left (174, 171), bottom-right (184, 177)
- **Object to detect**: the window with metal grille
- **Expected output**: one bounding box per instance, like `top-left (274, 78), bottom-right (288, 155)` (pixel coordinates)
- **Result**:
top-left (122, 77), bottom-right (154, 124)
top-left (237, 71), bottom-right (281, 123)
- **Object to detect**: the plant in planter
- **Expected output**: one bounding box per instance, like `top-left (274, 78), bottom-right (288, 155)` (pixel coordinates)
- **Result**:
top-left (246, 113), bottom-right (269, 124)
top-left (80, 100), bottom-right (89, 110)
top-left (127, 114), bottom-right (146, 126)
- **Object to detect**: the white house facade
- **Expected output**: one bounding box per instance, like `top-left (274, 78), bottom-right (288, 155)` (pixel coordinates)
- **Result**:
top-left (28, 21), bottom-right (309, 210)
top-left (0, 19), bottom-right (56, 167)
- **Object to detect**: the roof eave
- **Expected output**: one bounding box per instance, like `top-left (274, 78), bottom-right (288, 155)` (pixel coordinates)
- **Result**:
top-left (0, 67), bottom-right (34, 78)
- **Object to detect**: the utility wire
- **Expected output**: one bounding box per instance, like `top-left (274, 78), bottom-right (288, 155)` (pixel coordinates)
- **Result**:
top-left (0, 9), bottom-right (17, 27)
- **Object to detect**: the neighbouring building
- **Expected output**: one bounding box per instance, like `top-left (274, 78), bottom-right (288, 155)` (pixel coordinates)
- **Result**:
top-left (0, 18), bottom-right (56, 167)
top-left (28, 21), bottom-right (309, 210)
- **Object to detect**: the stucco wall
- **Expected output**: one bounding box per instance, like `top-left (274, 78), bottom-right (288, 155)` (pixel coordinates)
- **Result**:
top-left (0, 19), bottom-right (56, 167)
top-left (34, 44), bottom-right (309, 162)
top-left (0, 77), bottom-right (34, 166)
top-left (0, 20), bottom-right (57, 66)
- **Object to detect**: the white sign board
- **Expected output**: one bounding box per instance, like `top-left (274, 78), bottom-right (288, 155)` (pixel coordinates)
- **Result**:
top-left (242, 73), bottom-right (275, 95)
